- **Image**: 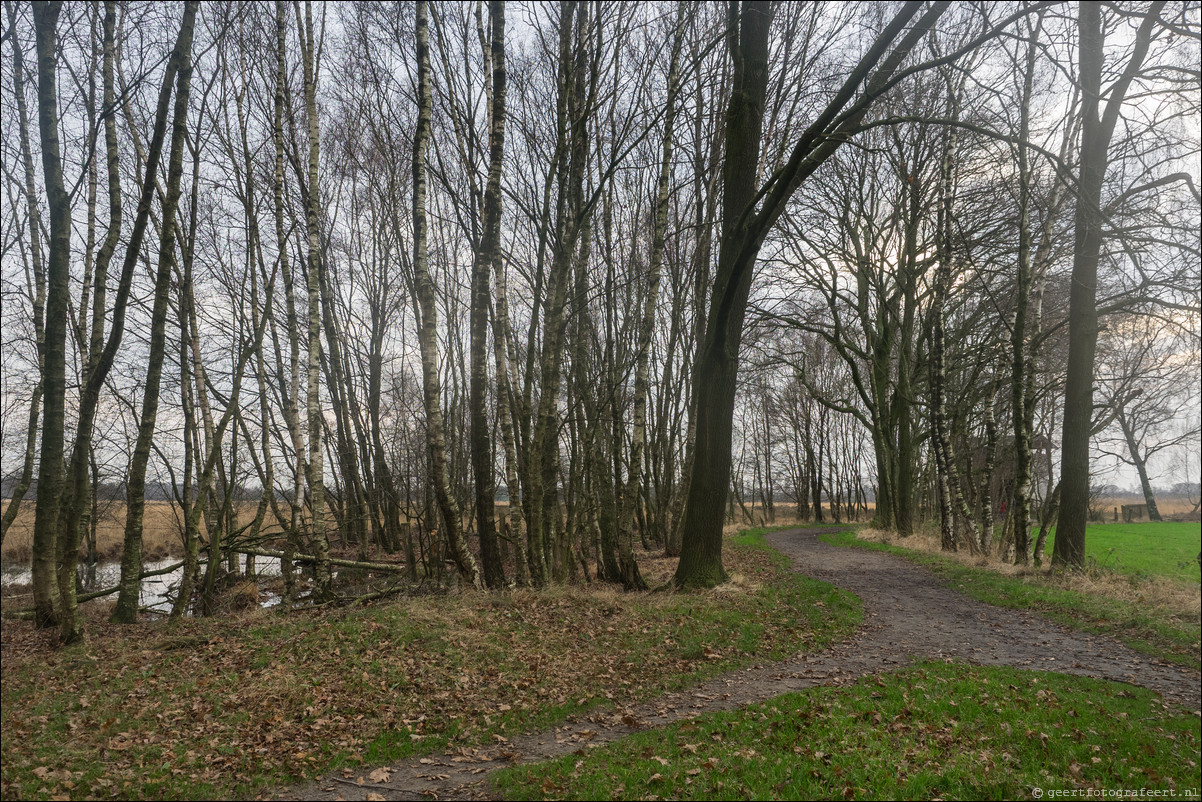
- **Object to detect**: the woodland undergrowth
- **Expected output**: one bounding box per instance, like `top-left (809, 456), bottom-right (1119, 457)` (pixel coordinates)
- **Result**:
top-left (0, 527), bottom-right (858, 801)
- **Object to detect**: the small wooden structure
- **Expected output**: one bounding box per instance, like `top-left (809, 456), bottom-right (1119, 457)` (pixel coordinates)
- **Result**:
top-left (1120, 503), bottom-right (1149, 523)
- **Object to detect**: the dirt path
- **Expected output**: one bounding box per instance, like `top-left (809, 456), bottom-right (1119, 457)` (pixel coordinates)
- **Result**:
top-left (268, 527), bottom-right (1201, 801)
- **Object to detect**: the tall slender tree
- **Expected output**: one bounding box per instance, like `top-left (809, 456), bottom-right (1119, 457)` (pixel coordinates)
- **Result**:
top-left (617, 2), bottom-right (688, 591)
top-left (1055, 0), bottom-right (1165, 568)
top-left (29, 0), bottom-right (69, 627)
top-left (413, 0), bottom-right (481, 589)
top-left (112, 0), bottom-right (199, 627)
top-left (295, 0), bottom-right (334, 594)
top-left (1, 0), bottom-right (46, 547)
top-left (470, 0), bottom-right (508, 589)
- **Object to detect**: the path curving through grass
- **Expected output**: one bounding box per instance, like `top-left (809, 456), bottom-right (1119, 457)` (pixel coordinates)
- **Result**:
top-left (273, 527), bottom-right (1201, 801)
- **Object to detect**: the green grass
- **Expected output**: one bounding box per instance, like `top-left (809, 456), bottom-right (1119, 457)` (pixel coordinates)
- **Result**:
top-left (821, 529), bottom-right (1201, 671)
top-left (729, 523), bottom-right (851, 561)
top-left (1047, 522), bottom-right (1202, 585)
top-left (493, 662), bottom-right (1202, 801)
top-left (0, 529), bottom-right (860, 801)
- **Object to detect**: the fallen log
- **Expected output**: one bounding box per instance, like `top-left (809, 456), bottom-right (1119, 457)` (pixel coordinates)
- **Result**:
top-left (2, 560), bottom-right (187, 618)
top-left (3, 552), bottom-right (412, 620)
top-left (233, 548), bottom-right (411, 574)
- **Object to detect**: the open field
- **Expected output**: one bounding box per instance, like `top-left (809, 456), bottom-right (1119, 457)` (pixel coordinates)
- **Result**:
top-left (851, 521), bottom-right (1200, 589)
top-left (0, 500), bottom-right (446, 567)
top-left (1047, 522), bottom-right (1201, 583)
top-left (1095, 496), bottom-right (1200, 519)
top-left (0, 500), bottom-right (272, 565)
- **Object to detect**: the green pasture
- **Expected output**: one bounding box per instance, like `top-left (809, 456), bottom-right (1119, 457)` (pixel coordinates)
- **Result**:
top-left (1051, 522), bottom-right (1201, 584)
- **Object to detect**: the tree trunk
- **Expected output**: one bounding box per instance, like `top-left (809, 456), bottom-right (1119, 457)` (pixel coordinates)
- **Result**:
top-left (1, 0), bottom-right (46, 547)
top-left (56, 0), bottom-right (196, 635)
top-left (1009, 12), bottom-right (1046, 565)
top-left (526, 0), bottom-right (590, 586)
top-left (618, 5), bottom-right (686, 590)
top-left (1033, 479), bottom-right (1060, 567)
top-left (930, 71), bottom-right (977, 553)
top-left (675, 1), bottom-right (945, 586)
top-left (931, 121), bottom-right (956, 552)
top-left (930, 348), bottom-right (955, 551)
top-left (893, 175), bottom-right (920, 540)
top-left (470, 0), bottom-right (509, 589)
top-left (271, 0), bottom-right (302, 604)
top-left (413, 0), bottom-right (481, 589)
top-left (979, 374), bottom-right (998, 551)
top-left (1055, 1), bottom-right (1163, 568)
top-left (675, 1), bottom-right (772, 588)
top-left (29, 0), bottom-right (69, 628)
top-left (1117, 409), bottom-right (1162, 522)
top-left (170, 281), bottom-right (200, 619)
top-left (295, 0), bottom-right (334, 595)
top-left (111, 1), bottom-right (198, 627)
top-left (491, 288), bottom-right (528, 585)
top-left (668, 70), bottom-right (720, 557)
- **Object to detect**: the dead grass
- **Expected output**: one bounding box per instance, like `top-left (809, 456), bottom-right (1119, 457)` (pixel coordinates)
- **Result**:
top-left (1097, 496), bottom-right (1199, 517)
top-left (0, 501), bottom-right (525, 569)
top-left (0, 500), bottom-right (283, 566)
top-left (719, 507), bottom-right (873, 536)
top-left (3, 497), bottom-right (305, 567)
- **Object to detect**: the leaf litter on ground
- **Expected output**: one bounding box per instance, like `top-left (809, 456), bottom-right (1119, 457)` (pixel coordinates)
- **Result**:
top-left (0, 529), bottom-right (859, 801)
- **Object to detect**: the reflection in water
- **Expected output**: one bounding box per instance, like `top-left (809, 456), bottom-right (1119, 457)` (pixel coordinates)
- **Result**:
top-left (1, 555), bottom-right (286, 614)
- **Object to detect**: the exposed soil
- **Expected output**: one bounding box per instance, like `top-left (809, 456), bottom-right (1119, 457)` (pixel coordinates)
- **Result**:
top-left (267, 527), bottom-right (1202, 802)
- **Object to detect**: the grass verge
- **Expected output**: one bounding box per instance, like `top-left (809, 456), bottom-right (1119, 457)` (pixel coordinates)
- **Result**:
top-left (493, 662), bottom-right (1202, 801)
top-left (1046, 522), bottom-right (1201, 585)
top-left (821, 529), bottom-right (1200, 671)
top-left (0, 528), bottom-right (859, 801)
